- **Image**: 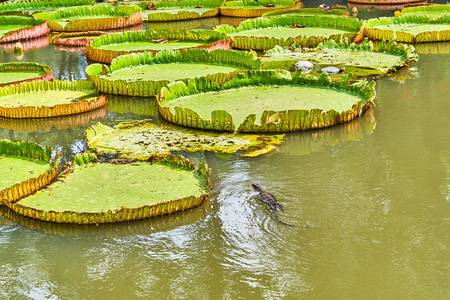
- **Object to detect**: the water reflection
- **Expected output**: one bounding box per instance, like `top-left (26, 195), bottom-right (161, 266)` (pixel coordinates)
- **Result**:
top-left (0, 203), bottom-right (210, 239)
top-left (0, 106), bottom-right (107, 132)
top-left (277, 110), bottom-right (376, 156)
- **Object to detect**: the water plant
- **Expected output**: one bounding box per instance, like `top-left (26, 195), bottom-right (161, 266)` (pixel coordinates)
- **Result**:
top-left (141, 0), bottom-right (223, 22)
top-left (0, 62), bottom-right (53, 87)
top-left (364, 15), bottom-right (450, 42)
top-left (261, 8), bottom-right (350, 18)
top-left (0, 15), bottom-right (49, 43)
top-left (85, 48), bottom-right (261, 97)
top-left (7, 153), bottom-right (211, 224)
top-left (0, 0), bottom-right (95, 14)
top-left (215, 15), bottom-right (363, 50)
top-left (86, 29), bottom-right (231, 63)
top-left (85, 121), bottom-right (285, 158)
top-left (397, 4), bottom-right (450, 18)
top-left (0, 139), bottom-right (60, 206)
top-left (220, 0), bottom-right (300, 18)
top-left (261, 38), bottom-right (418, 77)
top-left (0, 80), bottom-right (107, 118)
top-left (33, 5), bottom-right (142, 32)
top-left (157, 70), bottom-right (376, 133)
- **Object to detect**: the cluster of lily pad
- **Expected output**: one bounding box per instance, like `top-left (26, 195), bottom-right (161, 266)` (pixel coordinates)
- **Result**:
top-left (2, 3), bottom-right (450, 226)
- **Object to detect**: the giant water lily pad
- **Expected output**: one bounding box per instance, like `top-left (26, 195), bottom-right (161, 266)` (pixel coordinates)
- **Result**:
top-left (0, 80), bottom-right (107, 118)
top-left (364, 15), bottom-right (450, 43)
top-left (398, 4), bottom-right (450, 18)
top-left (220, 0), bottom-right (300, 18)
top-left (9, 153), bottom-right (210, 224)
top-left (0, 139), bottom-right (60, 206)
top-left (215, 15), bottom-right (363, 50)
top-left (86, 122), bottom-right (284, 158)
top-left (0, 0), bottom-right (95, 15)
top-left (86, 29), bottom-right (231, 63)
top-left (261, 39), bottom-right (418, 77)
top-left (157, 70), bottom-right (376, 133)
top-left (141, 0), bottom-right (222, 22)
top-left (0, 62), bottom-right (53, 87)
top-left (86, 49), bottom-right (261, 97)
top-left (0, 15), bottom-right (49, 43)
top-left (261, 8), bottom-right (350, 18)
top-left (33, 4), bottom-right (142, 32)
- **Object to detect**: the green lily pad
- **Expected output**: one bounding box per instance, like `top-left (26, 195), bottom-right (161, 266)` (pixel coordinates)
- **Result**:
top-left (0, 80), bottom-right (107, 118)
top-left (157, 70), bottom-right (376, 133)
top-left (0, 62), bottom-right (53, 87)
top-left (86, 49), bottom-right (261, 97)
top-left (33, 5), bottom-right (142, 32)
top-left (86, 29), bottom-right (231, 63)
top-left (10, 153), bottom-right (210, 224)
top-left (261, 8), bottom-right (350, 18)
top-left (215, 15), bottom-right (362, 50)
top-left (0, 139), bottom-right (60, 206)
top-left (400, 4), bottom-right (450, 18)
top-left (219, 0), bottom-right (299, 18)
top-left (141, 0), bottom-right (222, 21)
top-left (0, 15), bottom-right (49, 43)
top-left (85, 122), bottom-right (285, 158)
top-left (0, 0), bottom-right (95, 14)
top-left (364, 15), bottom-right (450, 42)
top-left (261, 38), bottom-right (418, 77)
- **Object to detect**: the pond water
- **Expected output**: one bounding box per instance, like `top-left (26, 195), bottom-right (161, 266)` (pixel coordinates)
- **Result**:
top-left (1, 12), bottom-right (449, 300)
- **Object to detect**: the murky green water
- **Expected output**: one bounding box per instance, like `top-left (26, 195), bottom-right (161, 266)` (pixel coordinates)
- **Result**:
top-left (1, 15), bottom-right (449, 300)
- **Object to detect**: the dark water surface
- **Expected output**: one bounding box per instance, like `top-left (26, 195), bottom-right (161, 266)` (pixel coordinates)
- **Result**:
top-left (1, 14), bottom-right (449, 300)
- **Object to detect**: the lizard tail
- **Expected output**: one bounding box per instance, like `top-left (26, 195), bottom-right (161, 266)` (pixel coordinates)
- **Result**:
top-left (273, 213), bottom-right (297, 227)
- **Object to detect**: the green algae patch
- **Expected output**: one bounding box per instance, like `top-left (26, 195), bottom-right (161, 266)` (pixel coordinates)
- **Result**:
top-left (0, 80), bottom-right (107, 118)
top-left (86, 122), bottom-right (284, 158)
top-left (364, 15), bottom-right (450, 42)
top-left (33, 5), bottom-right (142, 32)
top-left (0, 139), bottom-right (60, 206)
top-left (261, 38), bottom-right (418, 77)
top-left (86, 48), bottom-right (261, 97)
top-left (86, 29), bottom-right (231, 64)
top-left (10, 153), bottom-right (211, 224)
top-left (215, 15), bottom-right (362, 50)
top-left (0, 62), bottom-right (53, 87)
top-left (157, 70), bottom-right (376, 133)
